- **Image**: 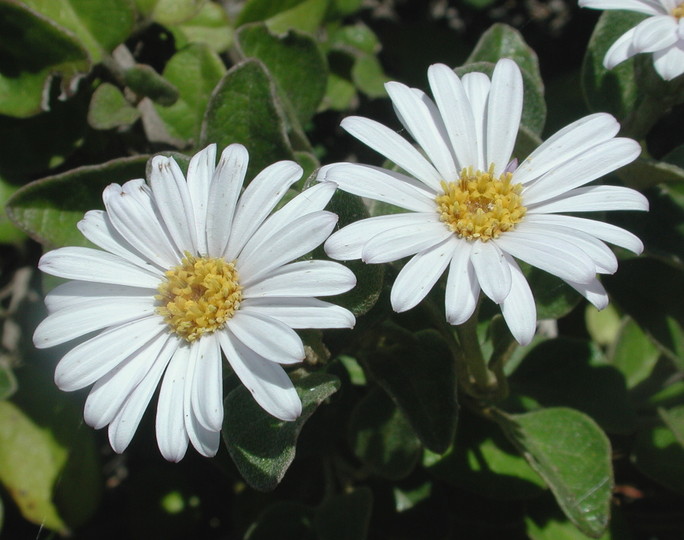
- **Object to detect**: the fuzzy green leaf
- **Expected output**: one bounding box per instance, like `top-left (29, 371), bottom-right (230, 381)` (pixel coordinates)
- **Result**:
top-left (222, 372), bottom-right (340, 492)
top-left (88, 82), bottom-right (140, 129)
top-left (497, 408), bottom-right (613, 538)
top-left (155, 43), bottom-right (225, 142)
top-left (6, 155), bottom-right (149, 248)
top-left (237, 24), bottom-right (327, 124)
top-left (314, 488), bottom-right (373, 540)
top-left (200, 59), bottom-right (295, 179)
top-left (348, 387), bottom-right (421, 480)
top-left (609, 318), bottom-right (660, 389)
top-left (124, 64), bottom-right (179, 105)
top-left (168, 1), bottom-right (233, 53)
top-left (362, 326), bottom-right (458, 453)
top-left (135, 0), bottom-right (204, 25)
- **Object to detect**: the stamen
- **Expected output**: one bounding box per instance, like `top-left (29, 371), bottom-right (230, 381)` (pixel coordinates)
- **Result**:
top-left (673, 3), bottom-right (684, 18)
top-left (435, 165), bottom-right (526, 242)
top-left (156, 253), bottom-right (242, 342)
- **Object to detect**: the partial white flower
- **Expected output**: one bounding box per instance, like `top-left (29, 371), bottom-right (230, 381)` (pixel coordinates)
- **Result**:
top-left (319, 59), bottom-right (648, 345)
top-left (580, 0), bottom-right (684, 81)
top-left (34, 144), bottom-right (356, 461)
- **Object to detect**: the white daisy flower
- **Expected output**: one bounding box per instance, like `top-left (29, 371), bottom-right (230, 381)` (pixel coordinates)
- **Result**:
top-left (580, 0), bottom-right (684, 81)
top-left (319, 59), bottom-right (648, 345)
top-left (33, 144), bottom-right (356, 461)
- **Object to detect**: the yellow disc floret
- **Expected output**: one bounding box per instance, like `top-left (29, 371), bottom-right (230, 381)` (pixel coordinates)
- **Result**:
top-left (673, 2), bottom-right (684, 18)
top-left (436, 165), bottom-right (526, 242)
top-left (156, 253), bottom-right (242, 342)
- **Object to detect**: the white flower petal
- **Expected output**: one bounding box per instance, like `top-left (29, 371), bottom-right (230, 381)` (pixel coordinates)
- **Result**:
top-left (471, 240), bottom-right (511, 304)
top-left (228, 311), bottom-right (305, 364)
top-left (516, 221), bottom-right (618, 274)
top-left (225, 160), bottom-right (302, 260)
top-left (156, 345), bottom-right (191, 462)
top-left (324, 213), bottom-right (439, 261)
top-left (445, 239), bottom-right (479, 325)
top-left (206, 144), bottom-right (249, 257)
top-left (427, 63), bottom-right (479, 171)
top-left (527, 185), bottom-right (649, 214)
top-left (184, 346), bottom-right (220, 457)
top-left (521, 137), bottom-right (641, 205)
top-left (485, 59), bottom-right (523, 176)
top-left (500, 255), bottom-right (537, 346)
top-left (34, 296), bottom-right (156, 348)
top-left (513, 113), bottom-right (620, 186)
top-left (321, 163), bottom-right (436, 212)
top-left (634, 16), bottom-right (679, 52)
top-left (237, 211), bottom-right (338, 285)
top-left (523, 213), bottom-right (644, 254)
top-left (84, 332), bottom-right (170, 429)
top-left (103, 182), bottom-right (179, 267)
top-left (43, 280), bottom-right (153, 312)
top-left (565, 277), bottom-right (610, 310)
top-left (240, 297), bottom-right (355, 329)
top-left (461, 71), bottom-right (491, 171)
top-left (190, 334), bottom-right (223, 432)
top-left (186, 144), bottom-right (216, 254)
top-left (340, 116), bottom-right (443, 190)
top-left (54, 316), bottom-right (166, 391)
top-left (149, 156), bottom-right (198, 255)
top-left (603, 26), bottom-right (639, 69)
top-left (361, 221), bottom-right (453, 264)
top-left (494, 231), bottom-right (597, 284)
top-left (579, 0), bottom-right (665, 16)
top-left (108, 337), bottom-right (176, 453)
top-left (238, 182), bottom-right (337, 265)
top-left (219, 330), bottom-right (302, 421)
top-left (243, 260), bottom-right (356, 297)
top-left (78, 210), bottom-right (159, 272)
top-left (385, 81), bottom-right (458, 182)
top-left (391, 237), bottom-right (456, 312)
top-left (653, 41), bottom-right (684, 80)
top-left (39, 247), bottom-right (161, 288)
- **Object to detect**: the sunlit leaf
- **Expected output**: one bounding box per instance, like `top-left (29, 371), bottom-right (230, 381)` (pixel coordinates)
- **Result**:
top-left (88, 82), bottom-right (140, 130)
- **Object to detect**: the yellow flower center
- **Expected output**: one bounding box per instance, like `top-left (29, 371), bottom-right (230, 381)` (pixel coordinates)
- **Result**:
top-left (673, 3), bottom-right (684, 18)
top-left (435, 165), bottom-right (526, 242)
top-left (156, 253), bottom-right (242, 342)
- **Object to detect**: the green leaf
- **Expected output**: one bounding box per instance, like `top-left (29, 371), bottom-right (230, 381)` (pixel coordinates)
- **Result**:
top-left (155, 44), bottom-right (226, 142)
top-left (348, 387), bottom-right (421, 480)
top-left (21, 0), bottom-right (135, 63)
top-left (321, 72), bottom-right (357, 111)
top-left (423, 410), bottom-right (545, 500)
top-left (467, 23), bottom-right (544, 91)
top-left (88, 82), bottom-right (140, 129)
top-left (585, 304), bottom-right (621, 347)
top-left (268, 0), bottom-right (328, 34)
top-left (245, 501), bottom-right (316, 540)
top-left (497, 408), bottom-right (613, 538)
top-left (616, 156), bottom-right (684, 191)
top-left (325, 0), bottom-right (363, 20)
top-left (168, 1), bottom-right (233, 53)
top-left (507, 338), bottom-right (636, 434)
top-left (582, 11), bottom-right (644, 119)
top-left (351, 54), bottom-right (389, 98)
top-left (609, 318), bottom-right (660, 389)
top-left (237, 23), bottom-right (327, 124)
top-left (361, 325), bottom-right (458, 453)
top-left (632, 421), bottom-right (684, 494)
top-left (294, 151), bottom-right (319, 184)
top-left (328, 23), bottom-right (380, 55)
top-left (135, 0), bottom-right (204, 25)
top-left (6, 155), bottom-right (149, 248)
top-left (323, 190), bottom-right (383, 316)
top-left (0, 0), bottom-right (90, 117)
top-left (236, 0), bottom-right (303, 25)
top-left (526, 497), bottom-right (626, 540)
top-left (222, 371), bottom-right (340, 492)
top-left (0, 366), bottom-right (101, 533)
top-left (659, 405), bottom-right (684, 449)
top-left (523, 263), bottom-right (581, 320)
top-left (124, 64), bottom-right (179, 106)
top-left (0, 364), bottom-right (17, 401)
top-left (604, 258), bottom-right (684, 370)
top-left (0, 177), bottom-right (25, 244)
top-left (314, 488), bottom-right (373, 540)
top-left (0, 94), bottom-right (88, 177)
top-left (455, 61), bottom-right (546, 136)
top-left (200, 59), bottom-right (295, 180)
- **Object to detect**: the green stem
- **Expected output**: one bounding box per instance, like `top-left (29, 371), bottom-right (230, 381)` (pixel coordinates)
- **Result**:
top-left (455, 310), bottom-right (496, 395)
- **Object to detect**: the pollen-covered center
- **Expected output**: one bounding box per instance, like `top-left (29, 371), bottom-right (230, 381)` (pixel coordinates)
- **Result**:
top-left (156, 253), bottom-right (242, 342)
top-left (435, 165), bottom-right (526, 242)
top-left (673, 2), bottom-right (684, 18)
